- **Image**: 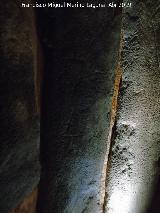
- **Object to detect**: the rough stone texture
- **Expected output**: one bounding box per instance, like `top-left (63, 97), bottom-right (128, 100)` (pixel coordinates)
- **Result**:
top-left (36, 1), bottom-right (122, 212)
top-left (12, 188), bottom-right (38, 213)
top-left (105, 1), bottom-right (160, 212)
top-left (0, 1), bottom-right (40, 212)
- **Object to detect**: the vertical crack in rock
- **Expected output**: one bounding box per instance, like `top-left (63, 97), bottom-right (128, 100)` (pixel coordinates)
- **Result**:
top-left (20, 0), bottom-right (41, 113)
top-left (31, 6), bottom-right (42, 114)
top-left (34, 28), bottom-right (43, 114)
top-left (101, 32), bottom-right (123, 213)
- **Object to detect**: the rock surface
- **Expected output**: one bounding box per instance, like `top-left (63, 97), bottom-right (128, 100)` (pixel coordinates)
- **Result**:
top-left (36, 1), bottom-right (122, 212)
top-left (104, 1), bottom-right (160, 212)
top-left (12, 188), bottom-right (38, 213)
top-left (0, 1), bottom-right (40, 212)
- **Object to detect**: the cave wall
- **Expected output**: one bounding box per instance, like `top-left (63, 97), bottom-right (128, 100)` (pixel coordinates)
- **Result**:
top-left (104, 0), bottom-right (160, 212)
top-left (1, 1), bottom-right (159, 213)
top-left (0, 1), bottom-right (40, 212)
top-left (0, 1), bottom-right (122, 212)
top-left (36, 1), bottom-right (122, 212)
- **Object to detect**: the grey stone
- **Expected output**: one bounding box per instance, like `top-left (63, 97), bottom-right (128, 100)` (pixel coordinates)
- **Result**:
top-left (0, 1), bottom-right (40, 212)
top-left (36, 1), bottom-right (122, 212)
top-left (104, 1), bottom-right (160, 212)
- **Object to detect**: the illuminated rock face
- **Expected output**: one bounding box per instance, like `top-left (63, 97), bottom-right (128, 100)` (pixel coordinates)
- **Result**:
top-left (2, 1), bottom-right (159, 212)
top-left (0, 1), bottom-right (40, 212)
top-left (36, 1), bottom-right (122, 212)
top-left (104, 1), bottom-right (160, 213)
